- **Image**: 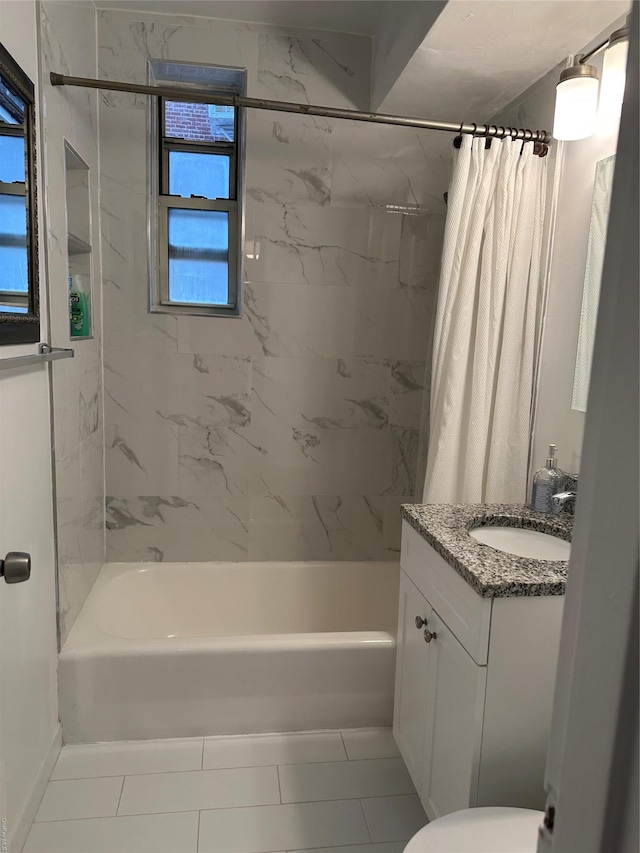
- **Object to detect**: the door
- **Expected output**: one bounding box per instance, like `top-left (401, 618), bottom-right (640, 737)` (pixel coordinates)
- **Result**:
top-left (393, 570), bottom-right (433, 790)
top-left (420, 609), bottom-right (487, 820)
top-left (0, 3), bottom-right (59, 849)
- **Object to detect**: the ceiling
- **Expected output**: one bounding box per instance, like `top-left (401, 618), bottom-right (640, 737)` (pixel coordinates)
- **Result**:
top-left (97, 0), bottom-right (390, 35)
top-left (381, 0), bottom-right (630, 120)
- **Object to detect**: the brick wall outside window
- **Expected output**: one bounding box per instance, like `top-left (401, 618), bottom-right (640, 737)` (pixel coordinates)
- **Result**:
top-left (165, 102), bottom-right (213, 141)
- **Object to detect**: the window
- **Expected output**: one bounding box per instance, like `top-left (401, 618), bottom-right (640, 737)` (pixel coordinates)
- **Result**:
top-left (0, 78), bottom-right (28, 314)
top-left (150, 62), bottom-right (245, 316)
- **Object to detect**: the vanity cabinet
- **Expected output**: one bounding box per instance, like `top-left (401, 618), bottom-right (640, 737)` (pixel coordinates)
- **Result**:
top-left (394, 521), bottom-right (564, 821)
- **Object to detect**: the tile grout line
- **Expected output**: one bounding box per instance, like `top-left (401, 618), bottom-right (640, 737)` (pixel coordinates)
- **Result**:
top-left (200, 738), bottom-right (205, 770)
top-left (358, 797), bottom-right (374, 844)
top-left (115, 776), bottom-right (126, 817)
top-left (51, 754), bottom-right (404, 783)
top-left (196, 810), bottom-right (201, 853)
top-left (51, 766), bottom-right (204, 782)
top-left (276, 765), bottom-right (283, 804)
top-left (339, 730), bottom-right (350, 761)
top-left (51, 753), bottom-right (403, 781)
top-left (31, 792), bottom-right (421, 823)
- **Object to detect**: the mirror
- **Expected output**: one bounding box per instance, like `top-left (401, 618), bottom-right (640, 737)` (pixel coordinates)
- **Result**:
top-left (0, 42), bottom-right (39, 345)
top-left (572, 155), bottom-right (615, 412)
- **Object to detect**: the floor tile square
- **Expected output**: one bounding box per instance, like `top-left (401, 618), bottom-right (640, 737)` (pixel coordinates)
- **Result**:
top-left (23, 812), bottom-right (198, 852)
top-left (118, 766), bottom-right (280, 815)
top-left (203, 731), bottom-right (346, 769)
top-left (279, 758), bottom-right (415, 803)
top-left (361, 794), bottom-right (428, 842)
top-left (198, 800), bottom-right (370, 852)
top-left (51, 739), bottom-right (203, 779)
top-left (341, 728), bottom-right (400, 760)
top-left (35, 777), bottom-right (124, 822)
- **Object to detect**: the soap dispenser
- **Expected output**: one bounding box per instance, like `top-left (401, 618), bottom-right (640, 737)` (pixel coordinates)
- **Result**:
top-left (531, 444), bottom-right (564, 513)
top-left (69, 274), bottom-right (90, 338)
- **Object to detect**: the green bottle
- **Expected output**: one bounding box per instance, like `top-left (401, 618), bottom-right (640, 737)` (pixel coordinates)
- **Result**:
top-left (69, 274), bottom-right (90, 337)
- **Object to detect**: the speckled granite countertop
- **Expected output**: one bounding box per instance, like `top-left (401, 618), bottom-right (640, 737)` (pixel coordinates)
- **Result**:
top-left (401, 503), bottom-right (572, 598)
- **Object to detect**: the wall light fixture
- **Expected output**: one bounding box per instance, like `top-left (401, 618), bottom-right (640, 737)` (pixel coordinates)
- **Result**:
top-left (553, 57), bottom-right (599, 141)
top-left (599, 19), bottom-right (631, 127)
top-left (553, 15), bottom-right (631, 142)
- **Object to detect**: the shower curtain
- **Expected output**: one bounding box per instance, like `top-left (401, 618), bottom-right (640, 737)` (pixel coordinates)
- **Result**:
top-left (423, 134), bottom-right (547, 504)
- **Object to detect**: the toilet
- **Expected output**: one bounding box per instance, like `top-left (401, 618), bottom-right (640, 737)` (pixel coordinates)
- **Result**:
top-left (404, 807), bottom-right (544, 852)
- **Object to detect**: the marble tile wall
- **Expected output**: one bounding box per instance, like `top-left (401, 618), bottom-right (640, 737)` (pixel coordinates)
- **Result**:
top-left (39, 1), bottom-right (105, 644)
top-left (98, 9), bottom-right (446, 562)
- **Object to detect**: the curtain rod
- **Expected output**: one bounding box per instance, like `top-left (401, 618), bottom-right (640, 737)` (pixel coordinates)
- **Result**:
top-left (49, 72), bottom-right (551, 144)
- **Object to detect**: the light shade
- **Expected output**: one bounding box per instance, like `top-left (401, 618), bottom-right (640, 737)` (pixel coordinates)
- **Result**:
top-left (599, 36), bottom-right (629, 127)
top-left (553, 69), bottom-right (599, 141)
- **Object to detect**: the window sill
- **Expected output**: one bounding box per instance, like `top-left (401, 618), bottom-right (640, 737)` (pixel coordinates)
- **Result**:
top-left (149, 302), bottom-right (241, 319)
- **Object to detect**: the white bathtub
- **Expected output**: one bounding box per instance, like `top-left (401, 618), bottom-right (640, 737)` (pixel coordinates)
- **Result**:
top-left (59, 561), bottom-right (399, 743)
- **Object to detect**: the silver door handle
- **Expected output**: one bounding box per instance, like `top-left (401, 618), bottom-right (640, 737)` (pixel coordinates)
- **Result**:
top-left (423, 628), bottom-right (437, 643)
top-left (1, 552), bottom-right (31, 583)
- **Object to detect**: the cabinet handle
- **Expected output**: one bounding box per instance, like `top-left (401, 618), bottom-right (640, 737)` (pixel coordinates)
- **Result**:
top-left (415, 616), bottom-right (428, 629)
top-left (423, 628), bottom-right (437, 643)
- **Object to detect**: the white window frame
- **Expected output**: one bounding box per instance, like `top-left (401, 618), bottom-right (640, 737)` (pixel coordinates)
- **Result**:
top-left (148, 63), bottom-right (246, 318)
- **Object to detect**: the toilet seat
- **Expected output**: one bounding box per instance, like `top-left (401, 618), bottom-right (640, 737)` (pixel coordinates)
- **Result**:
top-left (404, 807), bottom-right (544, 853)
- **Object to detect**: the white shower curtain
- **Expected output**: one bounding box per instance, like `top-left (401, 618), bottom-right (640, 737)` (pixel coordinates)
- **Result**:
top-left (423, 134), bottom-right (547, 505)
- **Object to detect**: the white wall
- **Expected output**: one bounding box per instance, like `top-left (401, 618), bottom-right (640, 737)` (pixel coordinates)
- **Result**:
top-left (0, 3), bottom-right (60, 850)
top-left (38, 0), bottom-right (106, 646)
top-left (495, 21), bottom-right (624, 477)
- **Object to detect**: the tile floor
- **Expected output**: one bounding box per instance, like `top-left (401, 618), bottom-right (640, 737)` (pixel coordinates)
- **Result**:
top-left (23, 728), bottom-right (427, 853)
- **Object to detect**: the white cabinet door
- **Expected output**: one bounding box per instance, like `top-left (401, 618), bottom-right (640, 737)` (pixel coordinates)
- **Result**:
top-left (393, 571), bottom-right (433, 791)
top-left (420, 609), bottom-right (487, 820)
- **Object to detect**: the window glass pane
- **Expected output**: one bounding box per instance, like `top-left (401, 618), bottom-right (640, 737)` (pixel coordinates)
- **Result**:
top-left (164, 100), bottom-right (234, 143)
top-left (0, 135), bottom-right (25, 184)
top-left (168, 151), bottom-right (230, 200)
top-left (168, 208), bottom-right (229, 305)
top-left (0, 193), bottom-right (28, 294)
top-left (0, 78), bottom-right (25, 124)
top-left (0, 304), bottom-right (28, 313)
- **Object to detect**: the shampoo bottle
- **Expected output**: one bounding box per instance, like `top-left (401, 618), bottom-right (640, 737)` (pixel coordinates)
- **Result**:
top-left (69, 274), bottom-right (90, 338)
top-left (531, 444), bottom-right (564, 513)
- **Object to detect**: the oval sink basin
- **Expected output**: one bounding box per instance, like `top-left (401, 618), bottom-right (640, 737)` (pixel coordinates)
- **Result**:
top-left (469, 525), bottom-right (571, 561)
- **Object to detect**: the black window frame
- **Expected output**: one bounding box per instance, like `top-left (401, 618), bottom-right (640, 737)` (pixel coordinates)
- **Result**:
top-left (0, 41), bottom-right (40, 345)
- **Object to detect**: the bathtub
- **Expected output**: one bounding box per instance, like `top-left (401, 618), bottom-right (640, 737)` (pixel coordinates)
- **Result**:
top-left (59, 561), bottom-right (399, 743)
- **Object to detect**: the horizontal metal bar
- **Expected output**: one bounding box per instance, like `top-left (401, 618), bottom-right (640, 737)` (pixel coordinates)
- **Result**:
top-left (0, 181), bottom-right (26, 196)
top-left (0, 343), bottom-right (74, 371)
top-left (50, 72), bottom-right (552, 144)
top-left (578, 40), bottom-right (609, 64)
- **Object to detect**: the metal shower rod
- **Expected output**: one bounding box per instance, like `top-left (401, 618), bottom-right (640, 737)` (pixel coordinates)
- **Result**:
top-left (50, 72), bottom-right (551, 144)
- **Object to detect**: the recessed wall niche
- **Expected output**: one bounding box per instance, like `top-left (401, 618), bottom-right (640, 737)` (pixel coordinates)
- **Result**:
top-left (64, 142), bottom-right (93, 339)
